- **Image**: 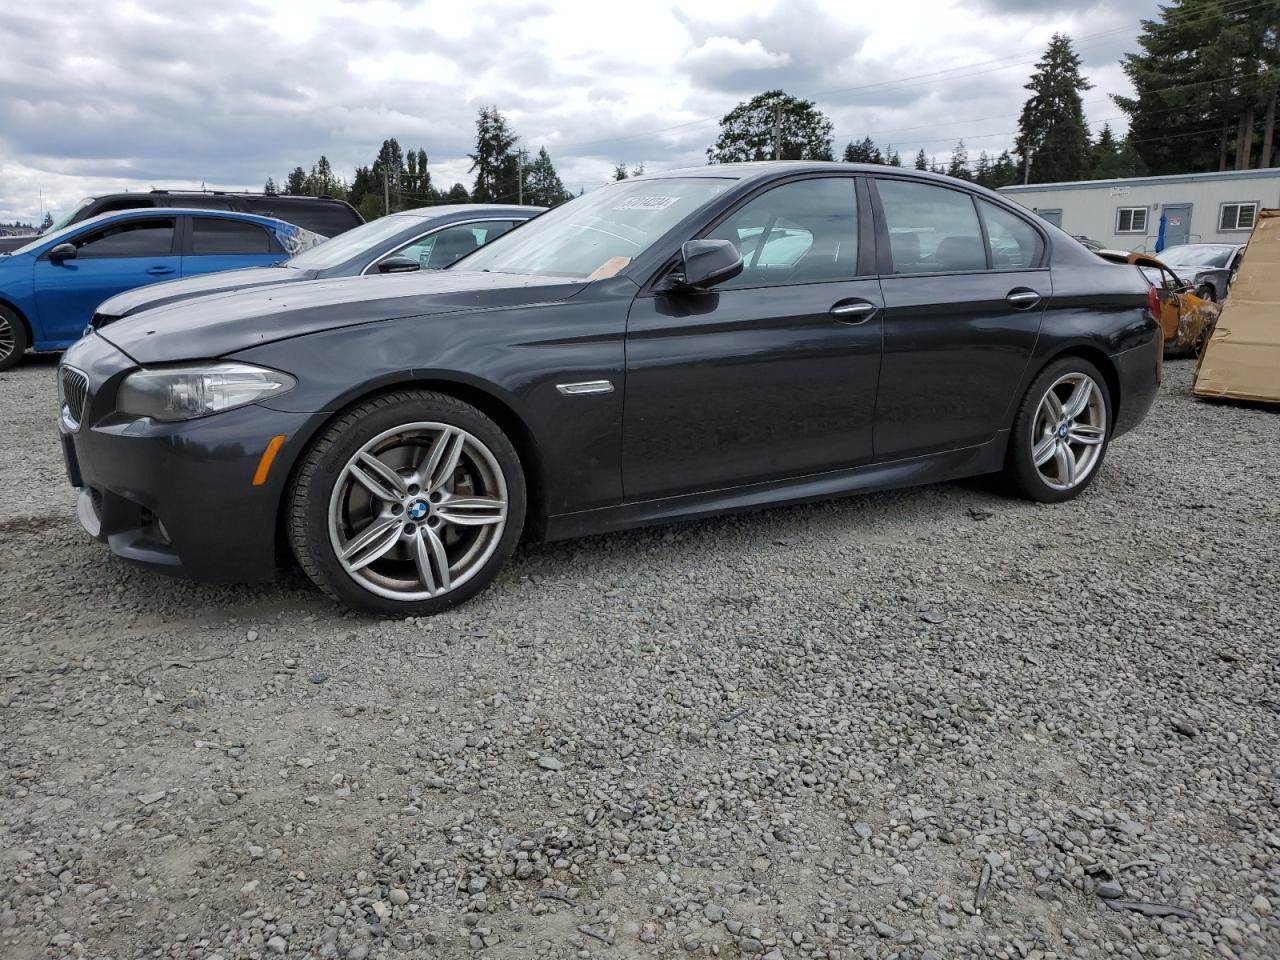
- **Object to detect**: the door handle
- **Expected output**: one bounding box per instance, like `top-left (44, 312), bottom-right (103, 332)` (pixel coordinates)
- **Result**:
top-left (830, 301), bottom-right (878, 324)
top-left (1006, 289), bottom-right (1041, 309)
top-left (146, 266), bottom-right (175, 276)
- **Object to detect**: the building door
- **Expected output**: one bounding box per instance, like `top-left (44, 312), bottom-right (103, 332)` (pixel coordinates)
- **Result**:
top-left (1162, 204), bottom-right (1191, 248)
top-left (1038, 209), bottom-right (1063, 228)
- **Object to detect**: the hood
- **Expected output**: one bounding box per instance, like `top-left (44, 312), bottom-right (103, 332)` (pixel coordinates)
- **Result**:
top-left (94, 266), bottom-right (307, 323)
top-left (97, 269), bottom-right (585, 364)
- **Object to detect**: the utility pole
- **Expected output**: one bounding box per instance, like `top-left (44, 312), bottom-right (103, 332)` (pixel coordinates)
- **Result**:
top-left (772, 103), bottom-right (783, 161)
top-left (517, 149), bottom-right (525, 205)
top-left (1023, 148), bottom-right (1033, 185)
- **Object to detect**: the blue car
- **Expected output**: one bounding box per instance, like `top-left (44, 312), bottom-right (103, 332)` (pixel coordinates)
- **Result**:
top-left (0, 208), bottom-right (324, 370)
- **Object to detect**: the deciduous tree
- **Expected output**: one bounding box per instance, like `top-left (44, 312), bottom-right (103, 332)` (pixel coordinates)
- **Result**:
top-left (708, 90), bottom-right (834, 163)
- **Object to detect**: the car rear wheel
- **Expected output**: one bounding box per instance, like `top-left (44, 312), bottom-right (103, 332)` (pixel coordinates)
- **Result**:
top-left (0, 306), bottom-right (29, 372)
top-left (1003, 357), bottom-right (1111, 503)
top-left (288, 390), bottom-right (525, 615)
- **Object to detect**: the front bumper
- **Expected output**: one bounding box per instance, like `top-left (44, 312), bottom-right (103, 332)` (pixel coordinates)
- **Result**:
top-left (59, 335), bottom-right (322, 583)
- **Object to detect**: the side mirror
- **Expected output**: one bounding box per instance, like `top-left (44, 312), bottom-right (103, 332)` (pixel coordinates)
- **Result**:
top-left (672, 239), bottom-right (742, 291)
top-left (376, 255), bottom-right (420, 274)
top-left (49, 243), bottom-right (77, 262)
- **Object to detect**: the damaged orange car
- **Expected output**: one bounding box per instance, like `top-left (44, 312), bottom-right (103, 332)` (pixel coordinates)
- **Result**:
top-left (1096, 250), bottom-right (1221, 356)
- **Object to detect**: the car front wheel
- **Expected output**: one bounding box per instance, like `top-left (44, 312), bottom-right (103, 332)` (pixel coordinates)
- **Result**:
top-left (1004, 357), bottom-right (1111, 503)
top-left (288, 390), bottom-right (525, 615)
top-left (0, 306), bottom-right (29, 372)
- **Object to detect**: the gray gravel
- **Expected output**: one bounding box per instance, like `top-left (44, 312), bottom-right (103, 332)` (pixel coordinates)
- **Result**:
top-left (1, 356), bottom-right (1278, 960)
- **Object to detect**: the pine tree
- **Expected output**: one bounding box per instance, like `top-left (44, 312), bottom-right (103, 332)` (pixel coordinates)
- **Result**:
top-left (842, 137), bottom-right (883, 164)
top-left (1115, 0), bottom-right (1280, 174)
top-left (631, 163), bottom-right (645, 178)
top-left (886, 149), bottom-right (903, 167)
top-left (445, 183), bottom-right (471, 203)
top-left (991, 150), bottom-right (1019, 188)
top-left (264, 177), bottom-right (278, 196)
top-left (307, 156), bottom-right (335, 196)
top-left (525, 147), bottom-right (571, 206)
top-left (613, 163), bottom-right (629, 181)
top-left (371, 139), bottom-right (406, 212)
top-left (708, 90), bottom-right (834, 162)
top-left (1015, 34), bottom-right (1093, 183)
top-left (284, 167), bottom-right (308, 195)
top-left (469, 107), bottom-right (520, 203)
top-left (947, 140), bottom-right (971, 180)
top-left (913, 149), bottom-right (929, 171)
top-left (974, 152), bottom-right (993, 187)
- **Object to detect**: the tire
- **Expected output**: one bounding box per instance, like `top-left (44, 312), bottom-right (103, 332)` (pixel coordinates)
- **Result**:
top-left (1003, 356), bottom-right (1112, 503)
top-left (288, 390), bottom-right (526, 615)
top-left (1196, 284), bottom-right (1216, 303)
top-left (0, 306), bottom-right (29, 372)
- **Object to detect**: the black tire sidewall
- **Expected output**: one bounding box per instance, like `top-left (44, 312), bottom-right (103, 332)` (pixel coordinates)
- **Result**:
top-left (289, 391), bottom-right (526, 615)
top-left (0, 307), bottom-right (29, 372)
top-left (1006, 357), bottom-right (1113, 503)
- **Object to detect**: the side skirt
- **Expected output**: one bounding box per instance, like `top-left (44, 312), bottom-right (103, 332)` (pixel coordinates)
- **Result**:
top-left (543, 430), bottom-right (1010, 542)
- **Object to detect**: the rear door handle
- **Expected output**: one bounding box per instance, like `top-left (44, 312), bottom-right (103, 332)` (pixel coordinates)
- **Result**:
top-left (1006, 289), bottom-right (1041, 309)
top-left (146, 266), bottom-right (176, 276)
top-left (830, 301), bottom-right (878, 324)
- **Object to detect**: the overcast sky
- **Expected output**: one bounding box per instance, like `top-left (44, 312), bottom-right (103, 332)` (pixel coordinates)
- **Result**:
top-left (0, 0), bottom-right (1162, 224)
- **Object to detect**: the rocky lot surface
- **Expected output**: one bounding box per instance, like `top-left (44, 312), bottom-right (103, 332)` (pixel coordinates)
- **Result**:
top-left (1, 356), bottom-right (1278, 960)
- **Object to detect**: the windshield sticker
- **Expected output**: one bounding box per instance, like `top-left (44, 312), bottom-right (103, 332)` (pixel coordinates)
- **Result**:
top-left (614, 196), bottom-right (679, 211)
top-left (588, 256), bottom-right (632, 280)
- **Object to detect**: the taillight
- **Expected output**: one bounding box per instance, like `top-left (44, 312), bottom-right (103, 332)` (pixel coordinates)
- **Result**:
top-left (1147, 285), bottom-right (1160, 320)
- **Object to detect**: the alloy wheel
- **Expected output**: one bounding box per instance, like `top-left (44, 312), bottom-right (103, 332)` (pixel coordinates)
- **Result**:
top-left (0, 314), bottom-right (14, 363)
top-left (1031, 372), bottom-right (1107, 492)
top-left (327, 421), bottom-right (508, 601)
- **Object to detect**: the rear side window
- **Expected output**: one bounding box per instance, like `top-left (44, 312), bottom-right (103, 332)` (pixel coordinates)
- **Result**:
top-left (979, 200), bottom-right (1043, 269)
top-left (390, 220), bottom-right (517, 269)
top-left (191, 217), bottom-right (275, 255)
top-left (877, 179), bottom-right (985, 274)
top-left (74, 219), bottom-right (175, 258)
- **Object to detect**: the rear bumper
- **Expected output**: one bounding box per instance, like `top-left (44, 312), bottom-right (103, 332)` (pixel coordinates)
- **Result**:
top-left (62, 402), bottom-right (321, 583)
top-left (1112, 333), bottom-right (1162, 438)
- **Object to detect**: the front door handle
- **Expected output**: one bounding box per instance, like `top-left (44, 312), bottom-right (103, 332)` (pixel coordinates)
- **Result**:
top-left (830, 301), bottom-right (878, 324)
top-left (146, 266), bottom-right (176, 276)
top-left (1006, 288), bottom-right (1042, 309)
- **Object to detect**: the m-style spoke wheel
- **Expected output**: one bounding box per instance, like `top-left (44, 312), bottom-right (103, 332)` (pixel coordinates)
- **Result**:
top-left (289, 391), bottom-right (525, 615)
top-left (327, 422), bottom-right (509, 601)
top-left (1005, 358), bottom-right (1112, 503)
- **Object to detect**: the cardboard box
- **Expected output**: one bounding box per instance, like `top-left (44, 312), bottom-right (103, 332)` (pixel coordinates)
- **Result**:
top-left (1193, 210), bottom-right (1280, 404)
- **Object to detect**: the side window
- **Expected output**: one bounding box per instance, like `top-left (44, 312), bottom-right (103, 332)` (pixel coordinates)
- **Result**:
top-left (74, 219), bottom-right (175, 259)
top-left (979, 201), bottom-right (1043, 269)
top-left (390, 221), bottom-right (513, 270)
top-left (877, 179), bottom-right (985, 274)
top-left (191, 218), bottom-right (274, 255)
top-left (706, 177), bottom-right (858, 287)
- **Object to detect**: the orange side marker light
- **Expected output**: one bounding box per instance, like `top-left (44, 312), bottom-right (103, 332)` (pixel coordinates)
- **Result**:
top-left (252, 435), bottom-right (288, 486)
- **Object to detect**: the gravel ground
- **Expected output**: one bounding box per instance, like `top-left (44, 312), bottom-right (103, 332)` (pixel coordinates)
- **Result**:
top-left (1, 356), bottom-right (1278, 960)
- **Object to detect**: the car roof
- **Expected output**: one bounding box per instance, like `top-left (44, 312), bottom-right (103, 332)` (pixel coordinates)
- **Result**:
top-left (71, 207), bottom-right (297, 231)
top-left (639, 160), bottom-right (979, 186)
top-left (391, 204), bottom-right (546, 221)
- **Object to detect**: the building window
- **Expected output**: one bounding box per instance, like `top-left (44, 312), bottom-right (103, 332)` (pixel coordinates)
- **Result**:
top-left (1116, 207), bottom-right (1148, 234)
top-left (1219, 202), bottom-right (1258, 232)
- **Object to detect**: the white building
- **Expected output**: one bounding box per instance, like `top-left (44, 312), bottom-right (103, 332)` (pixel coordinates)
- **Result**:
top-left (998, 168), bottom-right (1280, 251)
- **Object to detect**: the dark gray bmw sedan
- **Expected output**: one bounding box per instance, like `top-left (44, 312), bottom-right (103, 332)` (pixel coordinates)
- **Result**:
top-left (58, 163), bottom-right (1161, 615)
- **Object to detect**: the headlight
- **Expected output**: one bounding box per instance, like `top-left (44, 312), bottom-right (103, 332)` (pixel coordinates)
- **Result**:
top-left (116, 362), bottom-right (296, 422)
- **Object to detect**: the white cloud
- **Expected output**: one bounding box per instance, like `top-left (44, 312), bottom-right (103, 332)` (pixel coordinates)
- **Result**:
top-left (0, 0), bottom-right (1161, 224)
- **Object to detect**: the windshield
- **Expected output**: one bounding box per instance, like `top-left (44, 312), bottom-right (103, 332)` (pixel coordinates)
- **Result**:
top-left (9, 213), bottom-right (104, 256)
top-left (458, 177), bottom-right (734, 279)
top-left (286, 213), bottom-right (424, 270)
top-left (46, 198), bottom-right (95, 234)
top-left (1160, 245), bottom-right (1233, 268)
